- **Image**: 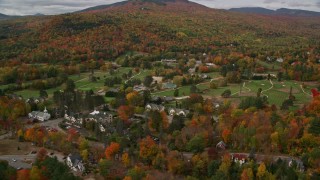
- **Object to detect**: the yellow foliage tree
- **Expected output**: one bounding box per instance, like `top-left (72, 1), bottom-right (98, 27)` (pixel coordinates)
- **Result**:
top-left (122, 152), bottom-right (130, 167)
top-left (81, 149), bottom-right (89, 162)
top-left (257, 163), bottom-right (266, 179)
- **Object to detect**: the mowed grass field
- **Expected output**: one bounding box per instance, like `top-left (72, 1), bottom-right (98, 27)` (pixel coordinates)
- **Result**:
top-left (156, 77), bottom-right (315, 109)
top-left (237, 79), bottom-right (313, 108)
top-left (13, 67), bottom-right (135, 99)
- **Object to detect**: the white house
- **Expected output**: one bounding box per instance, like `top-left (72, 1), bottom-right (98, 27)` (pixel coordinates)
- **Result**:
top-left (205, 63), bottom-right (217, 68)
top-left (88, 110), bottom-right (114, 124)
top-left (133, 84), bottom-right (148, 92)
top-left (66, 153), bottom-right (85, 172)
top-left (28, 108), bottom-right (51, 121)
top-left (168, 108), bottom-right (190, 117)
top-left (145, 103), bottom-right (165, 112)
top-left (276, 58), bottom-right (284, 63)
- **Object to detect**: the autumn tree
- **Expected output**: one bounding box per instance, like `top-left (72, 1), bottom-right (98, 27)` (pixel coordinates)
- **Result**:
top-left (241, 168), bottom-right (254, 180)
top-left (148, 111), bottom-right (169, 133)
top-left (99, 159), bottom-right (112, 177)
top-left (117, 105), bottom-right (134, 122)
top-left (122, 152), bottom-right (130, 167)
top-left (143, 75), bottom-right (153, 87)
top-left (105, 142), bottom-right (120, 159)
top-left (222, 129), bottom-right (231, 143)
top-left (126, 166), bottom-right (146, 180)
top-left (166, 151), bottom-right (185, 175)
top-left (17, 169), bottom-right (30, 180)
top-left (139, 136), bottom-right (159, 165)
top-left (126, 91), bottom-right (144, 106)
top-left (67, 128), bottom-right (79, 142)
top-left (29, 166), bottom-right (42, 180)
top-left (81, 149), bottom-right (89, 162)
top-left (257, 163), bottom-right (266, 179)
top-left (25, 128), bottom-right (36, 142)
top-left (78, 137), bottom-right (89, 151)
top-left (37, 148), bottom-right (47, 161)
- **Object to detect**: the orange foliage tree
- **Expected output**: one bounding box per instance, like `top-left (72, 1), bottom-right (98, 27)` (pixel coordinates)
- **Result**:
top-left (222, 129), bottom-right (231, 143)
top-left (105, 142), bottom-right (120, 159)
top-left (17, 169), bottom-right (30, 180)
top-left (139, 136), bottom-right (159, 165)
top-left (117, 105), bottom-right (134, 122)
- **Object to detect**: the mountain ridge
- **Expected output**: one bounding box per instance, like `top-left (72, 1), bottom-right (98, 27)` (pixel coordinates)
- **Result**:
top-left (229, 7), bottom-right (320, 17)
top-left (77, 0), bottom-right (208, 13)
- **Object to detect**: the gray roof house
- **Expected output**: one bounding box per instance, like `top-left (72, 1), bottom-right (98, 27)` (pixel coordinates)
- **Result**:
top-left (216, 141), bottom-right (227, 150)
top-left (145, 103), bottom-right (165, 112)
top-left (28, 108), bottom-right (51, 121)
top-left (133, 84), bottom-right (148, 92)
top-left (168, 108), bottom-right (190, 117)
top-left (66, 153), bottom-right (85, 172)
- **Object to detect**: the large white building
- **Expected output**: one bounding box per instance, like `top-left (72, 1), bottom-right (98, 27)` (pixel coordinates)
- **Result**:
top-left (28, 108), bottom-right (51, 121)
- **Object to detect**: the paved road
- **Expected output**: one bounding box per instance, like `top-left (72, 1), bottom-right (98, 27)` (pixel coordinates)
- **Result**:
top-left (0, 149), bottom-right (67, 170)
top-left (0, 132), bottom-right (13, 140)
top-left (0, 154), bottom-right (36, 169)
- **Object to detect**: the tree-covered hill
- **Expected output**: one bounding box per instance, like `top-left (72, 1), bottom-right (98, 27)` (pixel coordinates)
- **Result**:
top-left (0, 0), bottom-right (319, 64)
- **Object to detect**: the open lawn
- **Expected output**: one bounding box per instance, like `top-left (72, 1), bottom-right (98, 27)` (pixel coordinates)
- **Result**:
top-left (239, 79), bottom-right (313, 107)
top-left (11, 67), bottom-right (135, 99)
top-left (159, 78), bottom-right (314, 109)
top-left (0, 139), bottom-right (35, 155)
top-left (256, 60), bottom-right (282, 72)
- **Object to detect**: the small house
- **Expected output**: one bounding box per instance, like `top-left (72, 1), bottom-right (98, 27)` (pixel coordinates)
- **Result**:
top-left (276, 58), bottom-right (284, 63)
top-left (133, 84), bottom-right (148, 92)
top-left (66, 153), bottom-right (85, 172)
top-left (216, 141), bottom-right (227, 150)
top-left (145, 103), bottom-right (165, 112)
top-left (168, 108), bottom-right (190, 117)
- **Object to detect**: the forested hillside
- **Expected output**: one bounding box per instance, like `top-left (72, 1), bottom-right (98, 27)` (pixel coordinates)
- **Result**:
top-left (0, 0), bottom-right (319, 65)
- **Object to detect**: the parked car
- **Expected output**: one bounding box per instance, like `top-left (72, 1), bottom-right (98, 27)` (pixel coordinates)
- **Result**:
top-left (12, 158), bottom-right (17, 162)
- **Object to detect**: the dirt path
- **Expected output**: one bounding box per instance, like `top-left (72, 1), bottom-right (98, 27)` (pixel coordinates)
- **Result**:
top-left (261, 79), bottom-right (274, 98)
top-left (125, 70), bottom-right (143, 83)
top-left (231, 82), bottom-right (251, 96)
top-left (300, 85), bottom-right (312, 97)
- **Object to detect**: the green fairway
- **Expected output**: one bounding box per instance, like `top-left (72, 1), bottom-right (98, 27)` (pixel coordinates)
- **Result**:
top-left (243, 79), bottom-right (313, 107)
top-left (10, 67), bottom-right (134, 99)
